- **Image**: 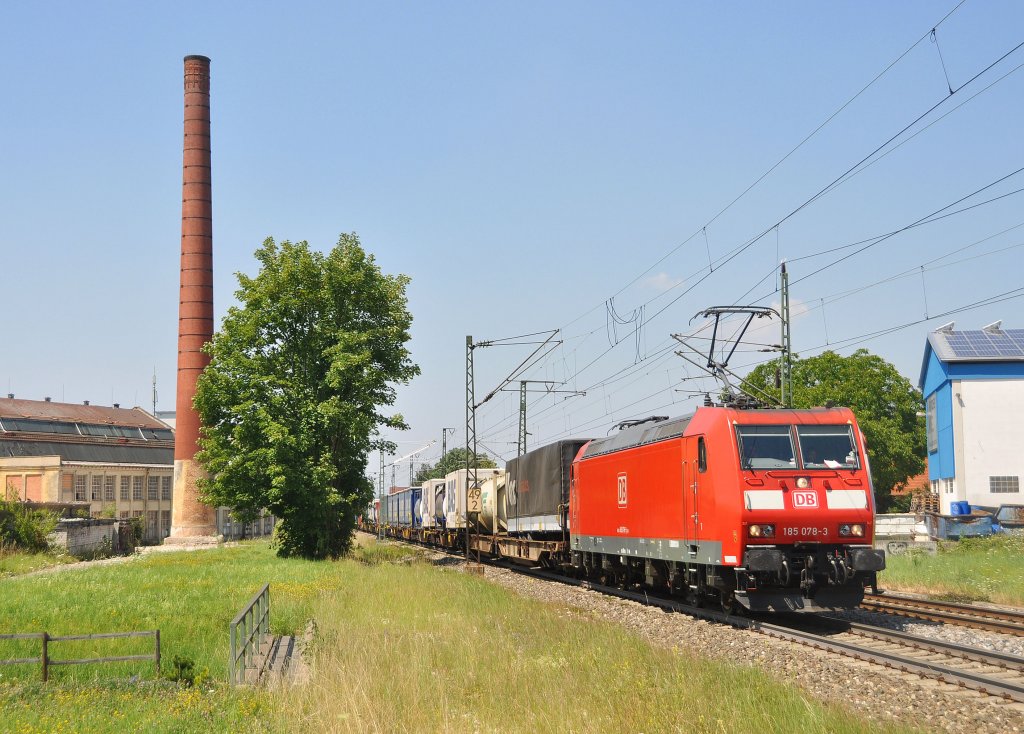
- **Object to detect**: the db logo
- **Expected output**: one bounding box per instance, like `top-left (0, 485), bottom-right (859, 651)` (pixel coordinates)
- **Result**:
top-left (792, 490), bottom-right (818, 508)
top-left (617, 473), bottom-right (627, 507)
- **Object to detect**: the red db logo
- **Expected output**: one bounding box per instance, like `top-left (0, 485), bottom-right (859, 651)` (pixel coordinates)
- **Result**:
top-left (617, 473), bottom-right (627, 507)
top-left (792, 490), bottom-right (818, 508)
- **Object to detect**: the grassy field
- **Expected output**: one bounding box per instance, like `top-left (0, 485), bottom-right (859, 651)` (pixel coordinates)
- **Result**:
top-left (0, 546), bottom-right (76, 578)
top-left (880, 532), bottom-right (1024, 605)
top-left (0, 540), bottom-right (911, 734)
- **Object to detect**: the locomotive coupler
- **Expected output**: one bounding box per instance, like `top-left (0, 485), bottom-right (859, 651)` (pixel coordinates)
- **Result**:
top-left (799, 556), bottom-right (816, 593)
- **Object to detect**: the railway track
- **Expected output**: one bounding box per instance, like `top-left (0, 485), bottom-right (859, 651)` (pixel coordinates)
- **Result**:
top-left (863, 592), bottom-right (1024, 636)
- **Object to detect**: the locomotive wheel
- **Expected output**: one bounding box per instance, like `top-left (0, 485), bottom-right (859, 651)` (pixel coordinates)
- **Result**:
top-left (720, 592), bottom-right (740, 616)
top-left (685, 586), bottom-right (704, 608)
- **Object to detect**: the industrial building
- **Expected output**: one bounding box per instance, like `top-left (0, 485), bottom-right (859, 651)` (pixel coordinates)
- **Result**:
top-left (919, 322), bottom-right (1024, 514)
top-left (0, 396), bottom-right (175, 542)
top-left (0, 396), bottom-right (274, 543)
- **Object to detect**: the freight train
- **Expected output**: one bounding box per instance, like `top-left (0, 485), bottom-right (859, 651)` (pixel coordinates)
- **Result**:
top-left (363, 405), bottom-right (885, 613)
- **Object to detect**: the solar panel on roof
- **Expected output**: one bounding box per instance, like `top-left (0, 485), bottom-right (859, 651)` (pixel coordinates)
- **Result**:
top-left (942, 329), bottom-right (1024, 359)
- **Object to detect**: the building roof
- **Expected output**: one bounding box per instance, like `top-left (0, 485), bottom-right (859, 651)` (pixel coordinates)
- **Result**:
top-left (920, 322), bottom-right (1024, 388)
top-left (0, 397), bottom-right (167, 428)
top-left (0, 397), bottom-right (174, 466)
top-left (927, 324), bottom-right (1024, 362)
top-left (0, 440), bottom-right (173, 465)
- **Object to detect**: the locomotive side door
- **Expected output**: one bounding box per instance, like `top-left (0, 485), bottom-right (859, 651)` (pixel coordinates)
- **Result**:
top-left (681, 435), bottom-right (704, 553)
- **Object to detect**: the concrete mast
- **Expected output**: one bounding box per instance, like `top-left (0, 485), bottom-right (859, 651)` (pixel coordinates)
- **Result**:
top-left (168, 54), bottom-right (218, 542)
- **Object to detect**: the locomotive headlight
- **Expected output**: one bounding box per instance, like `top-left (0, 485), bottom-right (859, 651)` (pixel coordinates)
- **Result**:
top-left (839, 523), bottom-right (865, 537)
top-left (748, 524), bottom-right (775, 538)
top-left (796, 477), bottom-right (810, 489)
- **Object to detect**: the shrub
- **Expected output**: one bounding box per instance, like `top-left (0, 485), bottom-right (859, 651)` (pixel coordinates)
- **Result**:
top-left (0, 498), bottom-right (58, 552)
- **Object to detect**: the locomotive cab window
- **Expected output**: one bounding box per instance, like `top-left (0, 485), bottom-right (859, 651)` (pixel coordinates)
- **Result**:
top-left (736, 425), bottom-right (795, 469)
top-left (697, 437), bottom-right (707, 473)
top-left (796, 425), bottom-right (859, 469)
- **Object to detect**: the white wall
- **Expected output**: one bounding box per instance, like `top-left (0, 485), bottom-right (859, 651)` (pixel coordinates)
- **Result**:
top-left (956, 379), bottom-right (1024, 509)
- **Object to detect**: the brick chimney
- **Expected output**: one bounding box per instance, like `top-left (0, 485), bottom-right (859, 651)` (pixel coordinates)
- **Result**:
top-left (168, 55), bottom-right (218, 542)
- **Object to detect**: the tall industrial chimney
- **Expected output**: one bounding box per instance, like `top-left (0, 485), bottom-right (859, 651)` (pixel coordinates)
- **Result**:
top-left (168, 55), bottom-right (218, 542)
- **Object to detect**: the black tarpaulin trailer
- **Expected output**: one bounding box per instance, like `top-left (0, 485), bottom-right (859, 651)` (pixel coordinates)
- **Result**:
top-left (506, 439), bottom-right (590, 536)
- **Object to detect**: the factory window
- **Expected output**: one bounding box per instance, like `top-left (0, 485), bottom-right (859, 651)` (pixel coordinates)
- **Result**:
top-left (161, 476), bottom-right (172, 500)
top-left (120, 476), bottom-right (130, 501)
top-left (132, 510), bottom-right (143, 518)
top-left (91, 476), bottom-right (103, 501)
top-left (104, 476), bottom-right (115, 502)
top-left (990, 476), bottom-right (1020, 494)
top-left (147, 510), bottom-right (158, 536)
top-left (132, 476), bottom-right (143, 500)
top-left (120, 511), bottom-right (129, 520)
top-left (926, 393), bottom-right (937, 453)
top-left (147, 476), bottom-right (159, 500)
top-left (75, 475), bottom-right (87, 501)
top-left (161, 510), bottom-right (171, 536)
top-left (945, 479), bottom-right (955, 495)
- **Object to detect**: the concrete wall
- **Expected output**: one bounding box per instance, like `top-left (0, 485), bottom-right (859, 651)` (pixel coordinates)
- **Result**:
top-left (49, 518), bottom-right (117, 557)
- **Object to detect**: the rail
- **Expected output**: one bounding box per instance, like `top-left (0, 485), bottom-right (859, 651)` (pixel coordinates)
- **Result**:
top-left (0, 630), bottom-right (160, 682)
top-left (229, 584), bottom-right (270, 685)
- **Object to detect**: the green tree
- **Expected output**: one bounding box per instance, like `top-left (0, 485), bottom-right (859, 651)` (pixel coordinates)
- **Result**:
top-left (194, 234), bottom-right (418, 559)
top-left (741, 349), bottom-right (924, 511)
top-left (414, 447), bottom-right (497, 483)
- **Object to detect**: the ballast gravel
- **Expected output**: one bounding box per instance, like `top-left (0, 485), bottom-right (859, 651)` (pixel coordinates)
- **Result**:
top-left (465, 562), bottom-right (1024, 734)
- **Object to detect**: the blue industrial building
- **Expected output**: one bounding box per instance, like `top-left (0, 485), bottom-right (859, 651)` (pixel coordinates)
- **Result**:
top-left (919, 322), bottom-right (1024, 514)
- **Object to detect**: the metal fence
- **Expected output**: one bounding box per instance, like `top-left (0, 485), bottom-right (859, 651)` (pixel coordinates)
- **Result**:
top-left (229, 584), bottom-right (270, 685)
top-left (0, 630), bottom-right (160, 682)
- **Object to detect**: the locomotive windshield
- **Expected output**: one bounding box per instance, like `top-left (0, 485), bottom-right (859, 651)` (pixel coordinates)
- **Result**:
top-left (736, 425), bottom-right (796, 469)
top-left (796, 425), bottom-right (859, 469)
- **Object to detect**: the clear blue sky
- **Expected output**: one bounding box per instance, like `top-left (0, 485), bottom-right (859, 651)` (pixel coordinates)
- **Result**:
top-left (2, 2), bottom-right (1022, 480)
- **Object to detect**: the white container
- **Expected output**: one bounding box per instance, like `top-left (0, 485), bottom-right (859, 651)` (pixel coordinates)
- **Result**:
top-left (443, 468), bottom-right (503, 529)
top-left (420, 479), bottom-right (445, 529)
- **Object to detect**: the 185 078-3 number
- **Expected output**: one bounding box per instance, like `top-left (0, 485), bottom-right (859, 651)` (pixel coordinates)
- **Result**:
top-left (782, 526), bottom-right (828, 537)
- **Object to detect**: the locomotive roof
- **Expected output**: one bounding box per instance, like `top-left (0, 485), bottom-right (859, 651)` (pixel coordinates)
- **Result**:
top-left (582, 414), bottom-right (693, 459)
top-left (580, 406), bottom-right (856, 459)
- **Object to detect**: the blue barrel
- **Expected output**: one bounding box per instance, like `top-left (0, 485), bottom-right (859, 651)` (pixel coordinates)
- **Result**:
top-left (957, 500), bottom-right (972, 516)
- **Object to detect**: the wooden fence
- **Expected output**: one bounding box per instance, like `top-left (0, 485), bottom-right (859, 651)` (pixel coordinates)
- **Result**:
top-left (229, 584), bottom-right (270, 685)
top-left (0, 630), bottom-right (160, 681)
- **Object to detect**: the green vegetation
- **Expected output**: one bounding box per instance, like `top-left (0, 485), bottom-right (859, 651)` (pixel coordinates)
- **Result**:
top-left (0, 496), bottom-right (58, 553)
top-left (414, 447), bottom-right (497, 483)
top-left (195, 235), bottom-right (418, 559)
top-left (0, 546), bottom-right (76, 578)
top-left (279, 539), bottom-right (905, 734)
top-left (881, 533), bottom-right (1024, 605)
top-left (742, 349), bottom-right (925, 510)
top-left (0, 539), bottom-right (908, 733)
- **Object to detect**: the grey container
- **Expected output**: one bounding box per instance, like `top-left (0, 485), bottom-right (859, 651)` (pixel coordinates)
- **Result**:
top-left (506, 439), bottom-right (590, 535)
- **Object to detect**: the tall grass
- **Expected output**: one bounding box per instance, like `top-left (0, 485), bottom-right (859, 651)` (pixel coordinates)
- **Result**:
top-left (881, 533), bottom-right (1024, 605)
top-left (1, 539), bottom-right (914, 733)
top-left (278, 543), bottom-right (907, 734)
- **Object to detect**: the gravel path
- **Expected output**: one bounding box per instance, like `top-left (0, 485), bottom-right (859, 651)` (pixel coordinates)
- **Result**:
top-left (467, 561), bottom-right (1024, 734)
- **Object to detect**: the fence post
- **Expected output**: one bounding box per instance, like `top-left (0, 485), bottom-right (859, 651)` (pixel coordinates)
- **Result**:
top-left (154, 629), bottom-right (161, 679)
top-left (41, 632), bottom-right (49, 682)
top-left (229, 623), bottom-right (236, 685)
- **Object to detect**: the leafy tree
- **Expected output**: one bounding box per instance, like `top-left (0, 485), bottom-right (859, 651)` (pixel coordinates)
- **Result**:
top-left (194, 234), bottom-right (418, 559)
top-left (414, 447), bottom-right (496, 483)
top-left (741, 349), bottom-right (925, 511)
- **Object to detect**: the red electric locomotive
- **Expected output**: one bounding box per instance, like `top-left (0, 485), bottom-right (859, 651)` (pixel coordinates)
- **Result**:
top-left (569, 406), bottom-right (885, 612)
